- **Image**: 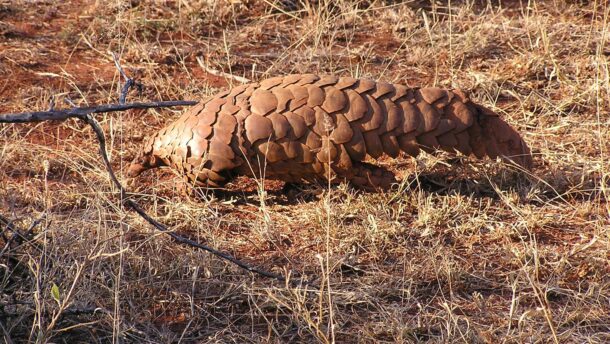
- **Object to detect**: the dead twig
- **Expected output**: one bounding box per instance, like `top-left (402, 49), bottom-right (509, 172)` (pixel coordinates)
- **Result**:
top-left (196, 56), bottom-right (250, 84)
top-left (111, 52), bottom-right (143, 104)
top-left (0, 101), bottom-right (196, 123)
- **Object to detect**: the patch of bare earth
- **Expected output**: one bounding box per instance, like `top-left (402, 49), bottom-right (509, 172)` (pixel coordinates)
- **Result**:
top-left (1, 0), bottom-right (608, 342)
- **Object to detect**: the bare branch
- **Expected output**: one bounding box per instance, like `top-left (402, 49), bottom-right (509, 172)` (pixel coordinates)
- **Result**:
top-left (48, 95), bottom-right (55, 111)
top-left (111, 52), bottom-right (129, 82)
top-left (111, 52), bottom-right (143, 104)
top-left (0, 100), bottom-right (197, 123)
top-left (196, 56), bottom-right (250, 84)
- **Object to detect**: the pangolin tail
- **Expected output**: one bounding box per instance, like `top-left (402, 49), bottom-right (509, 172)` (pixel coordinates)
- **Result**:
top-left (468, 103), bottom-right (533, 170)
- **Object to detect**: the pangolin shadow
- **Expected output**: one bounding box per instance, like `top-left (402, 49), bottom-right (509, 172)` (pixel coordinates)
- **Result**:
top-left (189, 180), bottom-right (327, 206)
top-left (189, 167), bottom-right (531, 206)
top-left (398, 169), bottom-right (531, 200)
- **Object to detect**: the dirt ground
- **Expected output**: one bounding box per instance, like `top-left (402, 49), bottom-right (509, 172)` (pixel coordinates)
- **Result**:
top-left (0, 0), bottom-right (608, 343)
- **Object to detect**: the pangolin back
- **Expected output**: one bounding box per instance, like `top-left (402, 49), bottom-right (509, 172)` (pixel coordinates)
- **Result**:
top-left (128, 74), bottom-right (532, 189)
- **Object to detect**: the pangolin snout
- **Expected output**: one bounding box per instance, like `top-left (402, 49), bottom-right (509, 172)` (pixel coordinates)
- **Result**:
top-left (127, 153), bottom-right (161, 178)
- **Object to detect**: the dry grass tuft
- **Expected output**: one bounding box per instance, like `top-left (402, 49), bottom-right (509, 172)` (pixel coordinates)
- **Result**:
top-left (1, 1), bottom-right (608, 342)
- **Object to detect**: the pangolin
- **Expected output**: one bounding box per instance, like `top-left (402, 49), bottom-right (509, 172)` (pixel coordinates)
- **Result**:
top-left (127, 74), bottom-right (532, 190)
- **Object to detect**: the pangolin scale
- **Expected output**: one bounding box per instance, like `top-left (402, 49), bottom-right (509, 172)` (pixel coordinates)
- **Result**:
top-left (128, 74), bottom-right (532, 190)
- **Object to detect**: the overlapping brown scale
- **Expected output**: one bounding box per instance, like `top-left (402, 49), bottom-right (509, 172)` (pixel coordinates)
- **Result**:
top-left (344, 89), bottom-right (367, 122)
top-left (286, 84), bottom-right (309, 110)
top-left (330, 113), bottom-right (353, 144)
top-left (317, 139), bottom-right (337, 163)
top-left (332, 144), bottom-right (353, 173)
top-left (295, 74), bottom-right (319, 86)
top-left (160, 129), bottom-right (177, 151)
top-left (382, 98), bottom-right (404, 133)
top-left (220, 103), bottom-right (241, 116)
top-left (244, 114), bottom-right (273, 142)
top-left (178, 127), bottom-right (194, 148)
top-left (215, 89), bottom-right (231, 99)
top-left (303, 130), bottom-right (322, 150)
top-left (371, 81), bottom-right (395, 99)
top-left (445, 97), bottom-right (474, 132)
top-left (173, 146), bottom-right (188, 169)
top-left (433, 90), bottom-right (453, 109)
top-left (203, 97), bottom-right (226, 114)
top-left (280, 74), bottom-right (303, 86)
top-left (272, 87), bottom-right (293, 113)
top-left (250, 89), bottom-right (278, 115)
top-left (267, 113), bottom-right (291, 139)
top-left (198, 107), bottom-right (218, 127)
top-left (206, 169), bottom-right (226, 184)
top-left (235, 85), bottom-right (256, 105)
top-left (284, 112), bottom-right (308, 139)
top-left (293, 106), bottom-right (315, 126)
top-left (188, 102), bottom-right (206, 116)
top-left (171, 117), bottom-right (187, 141)
top-left (359, 94), bottom-right (384, 132)
top-left (188, 137), bottom-right (208, 158)
top-left (306, 85), bottom-right (325, 107)
top-left (354, 79), bottom-right (376, 93)
top-left (213, 113), bottom-right (237, 144)
top-left (315, 75), bottom-right (338, 87)
top-left (186, 156), bottom-right (203, 168)
top-left (185, 113), bottom-right (200, 130)
top-left (312, 108), bottom-right (335, 136)
top-left (208, 140), bottom-right (235, 160)
top-left (256, 141), bottom-right (287, 163)
top-left (207, 154), bottom-right (237, 172)
top-left (380, 132), bottom-right (400, 158)
top-left (279, 139), bottom-right (301, 159)
top-left (299, 143), bottom-right (315, 163)
top-left (414, 93), bottom-right (441, 133)
top-left (363, 130), bottom-right (384, 158)
top-left (419, 87), bottom-right (447, 105)
top-left (259, 76), bottom-right (284, 90)
top-left (131, 74), bottom-right (533, 190)
top-left (335, 77), bottom-right (358, 90)
top-left (321, 87), bottom-right (347, 113)
top-left (391, 84), bottom-right (411, 102)
top-left (311, 161), bottom-right (324, 175)
top-left (344, 128), bottom-right (366, 161)
top-left (227, 84), bottom-right (249, 101)
top-left (429, 118), bottom-right (456, 138)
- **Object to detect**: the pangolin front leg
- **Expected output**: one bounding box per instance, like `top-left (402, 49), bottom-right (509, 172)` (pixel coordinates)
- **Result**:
top-left (128, 74), bottom-right (533, 191)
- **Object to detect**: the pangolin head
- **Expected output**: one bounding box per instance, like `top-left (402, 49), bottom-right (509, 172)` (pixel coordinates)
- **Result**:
top-left (127, 136), bottom-right (164, 177)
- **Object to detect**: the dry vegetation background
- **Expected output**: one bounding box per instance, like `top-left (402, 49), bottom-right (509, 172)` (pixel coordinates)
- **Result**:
top-left (0, 0), bottom-right (609, 342)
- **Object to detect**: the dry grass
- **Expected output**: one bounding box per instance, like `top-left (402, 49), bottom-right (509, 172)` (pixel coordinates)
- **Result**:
top-left (1, 0), bottom-right (608, 342)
